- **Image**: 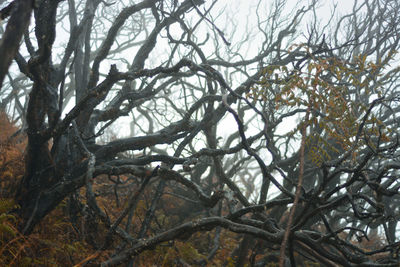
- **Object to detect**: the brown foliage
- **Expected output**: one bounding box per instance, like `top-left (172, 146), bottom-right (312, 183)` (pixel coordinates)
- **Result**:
top-left (0, 113), bottom-right (102, 266)
top-left (0, 112), bottom-right (25, 197)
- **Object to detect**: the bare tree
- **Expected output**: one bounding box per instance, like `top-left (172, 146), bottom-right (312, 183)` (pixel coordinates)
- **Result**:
top-left (1, 0), bottom-right (400, 265)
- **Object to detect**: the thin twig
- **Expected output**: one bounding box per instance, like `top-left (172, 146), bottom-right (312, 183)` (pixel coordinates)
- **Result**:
top-left (279, 104), bottom-right (311, 266)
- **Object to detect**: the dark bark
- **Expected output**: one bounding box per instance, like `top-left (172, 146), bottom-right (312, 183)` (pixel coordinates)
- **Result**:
top-left (0, 0), bottom-right (33, 89)
top-left (1, 0), bottom-right (400, 265)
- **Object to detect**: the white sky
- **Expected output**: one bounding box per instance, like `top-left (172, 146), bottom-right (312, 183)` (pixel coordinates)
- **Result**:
top-left (106, 0), bottom-right (358, 139)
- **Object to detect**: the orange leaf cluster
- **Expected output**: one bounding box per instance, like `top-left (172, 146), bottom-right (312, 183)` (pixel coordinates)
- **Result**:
top-left (0, 112), bottom-right (25, 198)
